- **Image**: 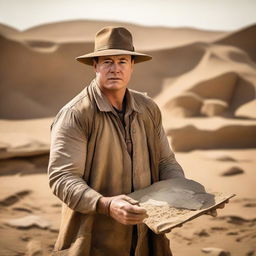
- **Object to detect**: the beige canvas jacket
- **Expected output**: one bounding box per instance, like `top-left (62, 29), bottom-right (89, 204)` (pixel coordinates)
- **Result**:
top-left (48, 79), bottom-right (184, 256)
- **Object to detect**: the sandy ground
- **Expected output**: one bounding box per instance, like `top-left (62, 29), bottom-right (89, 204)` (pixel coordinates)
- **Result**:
top-left (0, 149), bottom-right (255, 256)
top-left (170, 149), bottom-right (256, 256)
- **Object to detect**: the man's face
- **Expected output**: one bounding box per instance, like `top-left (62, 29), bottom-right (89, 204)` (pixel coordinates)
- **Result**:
top-left (93, 55), bottom-right (134, 93)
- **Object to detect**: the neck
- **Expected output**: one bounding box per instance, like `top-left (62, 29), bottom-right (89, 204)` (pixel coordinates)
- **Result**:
top-left (106, 90), bottom-right (126, 110)
top-left (100, 88), bottom-right (126, 111)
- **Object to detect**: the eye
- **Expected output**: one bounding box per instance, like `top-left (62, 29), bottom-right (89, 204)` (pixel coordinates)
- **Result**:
top-left (103, 60), bottom-right (112, 64)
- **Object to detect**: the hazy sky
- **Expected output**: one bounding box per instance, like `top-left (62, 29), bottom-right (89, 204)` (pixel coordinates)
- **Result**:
top-left (0, 0), bottom-right (255, 31)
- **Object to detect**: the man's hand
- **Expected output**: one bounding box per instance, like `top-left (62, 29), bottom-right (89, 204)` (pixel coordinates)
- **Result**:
top-left (97, 195), bottom-right (148, 225)
top-left (205, 200), bottom-right (229, 217)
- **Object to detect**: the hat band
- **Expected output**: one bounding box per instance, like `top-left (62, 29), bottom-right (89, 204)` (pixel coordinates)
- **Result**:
top-left (95, 44), bottom-right (135, 52)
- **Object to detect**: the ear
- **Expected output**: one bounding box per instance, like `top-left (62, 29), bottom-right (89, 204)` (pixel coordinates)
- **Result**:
top-left (131, 59), bottom-right (135, 72)
top-left (92, 59), bottom-right (98, 72)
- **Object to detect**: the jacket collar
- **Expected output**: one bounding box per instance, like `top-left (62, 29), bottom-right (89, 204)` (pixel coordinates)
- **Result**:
top-left (91, 79), bottom-right (141, 113)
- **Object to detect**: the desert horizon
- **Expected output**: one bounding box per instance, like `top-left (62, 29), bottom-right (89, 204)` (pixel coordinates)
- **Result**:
top-left (0, 19), bottom-right (255, 256)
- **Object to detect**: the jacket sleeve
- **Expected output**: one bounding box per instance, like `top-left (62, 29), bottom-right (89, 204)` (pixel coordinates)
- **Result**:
top-left (47, 107), bottom-right (102, 214)
top-left (154, 106), bottom-right (185, 180)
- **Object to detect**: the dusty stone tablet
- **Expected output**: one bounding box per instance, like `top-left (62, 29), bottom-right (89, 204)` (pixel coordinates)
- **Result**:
top-left (129, 178), bottom-right (235, 234)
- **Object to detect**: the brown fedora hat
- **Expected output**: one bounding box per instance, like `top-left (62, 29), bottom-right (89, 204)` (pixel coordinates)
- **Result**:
top-left (76, 26), bottom-right (152, 65)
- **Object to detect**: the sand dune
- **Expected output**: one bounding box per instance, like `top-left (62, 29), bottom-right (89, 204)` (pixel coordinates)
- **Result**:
top-left (155, 44), bottom-right (256, 117)
top-left (0, 22), bottom-right (227, 119)
top-left (153, 38), bottom-right (256, 152)
top-left (0, 34), bottom-right (94, 118)
top-left (0, 37), bottom-right (206, 117)
top-left (1, 20), bottom-right (227, 49)
top-left (0, 24), bottom-right (19, 39)
top-left (165, 118), bottom-right (256, 151)
top-left (215, 24), bottom-right (256, 62)
top-left (1, 22), bottom-right (255, 120)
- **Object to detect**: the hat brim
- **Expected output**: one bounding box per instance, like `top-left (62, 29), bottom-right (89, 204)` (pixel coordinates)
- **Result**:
top-left (76, 49), bottom-right (152, 65)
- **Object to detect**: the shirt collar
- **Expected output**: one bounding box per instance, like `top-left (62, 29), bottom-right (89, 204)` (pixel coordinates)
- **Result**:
top-left (91, 79), bottom-right (141, 114)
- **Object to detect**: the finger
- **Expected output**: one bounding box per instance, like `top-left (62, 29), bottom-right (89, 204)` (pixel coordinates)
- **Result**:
top-left (123, 214), bottom-right (148, 225)
top-left (125, 211), bottom-right (148, 219)
top-left (217, 203), bottom-right (225, 209)
top-left (124, 214), bottom-right (148, 223)
top-left (120, 209), bottom-right (148, 221)
top-left (210, 209), bottom-right (218, 217)
top-left (110, 201), bottom-right (145, 218)
top-left (122, 219), bottom-right (144, 225)
top-left (122, 195), bottom-right (140, 205)
top-left (125, 204), bottom-right (147, 214)
top-left (113, 199), bottom-right (142, 212)
top-left (116, 211), bottom-right (146, 225)
top-left (205, 209), bottom-right (217, 217)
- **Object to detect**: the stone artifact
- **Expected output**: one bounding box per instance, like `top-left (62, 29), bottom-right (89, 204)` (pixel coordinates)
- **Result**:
top-left (129, 178), bottom-right (235, 234)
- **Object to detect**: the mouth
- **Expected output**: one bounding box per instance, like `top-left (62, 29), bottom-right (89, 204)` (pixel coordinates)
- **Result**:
top-left (108, 77), bottom-right (122, 81)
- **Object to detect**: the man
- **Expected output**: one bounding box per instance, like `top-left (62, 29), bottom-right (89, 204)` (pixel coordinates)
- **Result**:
top-left (47, 26), bottom-right (220, 256)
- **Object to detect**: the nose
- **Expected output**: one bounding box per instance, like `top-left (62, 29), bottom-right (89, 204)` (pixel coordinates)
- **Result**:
top-left (110, 62), bottom-right (120, 73)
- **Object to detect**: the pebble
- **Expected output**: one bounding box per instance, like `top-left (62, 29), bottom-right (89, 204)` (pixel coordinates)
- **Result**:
top-left (221, 166), bottom-right (244, 176)
top-left (201, 247), bottom-right (231, 256)
top-left (195, 229), bottom-right (210, 237)
top-left (247, 250), bottom-right (255, 256)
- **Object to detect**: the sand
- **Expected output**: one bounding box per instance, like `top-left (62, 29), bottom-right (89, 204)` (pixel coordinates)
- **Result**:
top-left (0, 20), bottom-right (256, 256)
top-left (0, 119), bottom-right (52, 159)
top-left (0, 150), bottom-right (255, 255)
